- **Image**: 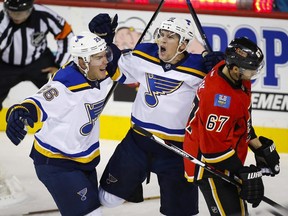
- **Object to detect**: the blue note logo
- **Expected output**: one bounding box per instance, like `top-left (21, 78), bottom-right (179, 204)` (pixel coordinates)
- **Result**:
top-left (106, 173), bottom-right (118, 184)
top-left (145, 73), bottom-right (183, 107)
top-left (77, 188), bottom-right (87, 201)
top-left (80, 100), bottom-right (104, 135)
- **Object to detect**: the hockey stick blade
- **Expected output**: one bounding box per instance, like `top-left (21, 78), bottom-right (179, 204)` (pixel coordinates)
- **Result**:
top-left (268, 205), bottom-right (288, 216)
top-left (268, 210), bottom-right (285, 216)
top-left (132, 125), bottom-right (288, 214)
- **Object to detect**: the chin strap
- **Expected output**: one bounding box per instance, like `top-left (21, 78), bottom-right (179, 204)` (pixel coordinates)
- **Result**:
top-left (82, 62), bottom-right (90, 77)
top-left (228, 68), bottom-right (241, 84)
top-left (79, 62), bottom-right (97, 82)
top-left (161, 42), bottom-right (187, 63)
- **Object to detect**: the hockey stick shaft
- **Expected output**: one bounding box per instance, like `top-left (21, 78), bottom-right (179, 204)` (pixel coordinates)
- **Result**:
top-left (186, 0), bottom-right (212, 52)
top-left (133, 125), bottom-right (288, 214)
top-left (102, 0), bottom-right (165, 108)
top-left (137, 0), bottom-right (165, 44)
top-left (133, 125), bottom-right (240, 185)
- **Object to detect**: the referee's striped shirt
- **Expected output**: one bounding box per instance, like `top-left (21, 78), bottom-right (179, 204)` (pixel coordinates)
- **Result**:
top-left (0, 4), bottom-right (74, 67)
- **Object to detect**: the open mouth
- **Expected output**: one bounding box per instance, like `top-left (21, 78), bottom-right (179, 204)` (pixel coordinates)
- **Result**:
top-left (159, 46), bottom-right (167, 56)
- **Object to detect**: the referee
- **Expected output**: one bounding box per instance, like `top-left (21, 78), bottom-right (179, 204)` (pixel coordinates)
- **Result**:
top-left (0, 0), bottom-right (74, 110)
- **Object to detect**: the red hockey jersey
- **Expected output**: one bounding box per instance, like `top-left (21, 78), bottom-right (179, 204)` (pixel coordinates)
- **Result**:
top-left (184, 61), bottom-right (253, 182)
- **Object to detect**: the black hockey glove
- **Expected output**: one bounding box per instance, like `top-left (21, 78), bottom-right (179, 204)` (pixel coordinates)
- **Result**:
top-left (254, 136), bottom-right (280, 176)
top-left (238, 165), bottom-right (264, 208)
top-left (6, 104), bottom-right (34, 145)
top-left (106, 44), bottom-right (123, 77)
top-left (89, 13), bottom-right (118, 45)
top-left (202, 51), bottom-right (225, 72)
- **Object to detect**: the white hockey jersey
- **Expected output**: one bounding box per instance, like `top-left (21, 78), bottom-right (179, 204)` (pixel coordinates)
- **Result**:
top-left (23, 62), bottom-right (112, 165)
top-left (112, 43), bottom-right (207, 142)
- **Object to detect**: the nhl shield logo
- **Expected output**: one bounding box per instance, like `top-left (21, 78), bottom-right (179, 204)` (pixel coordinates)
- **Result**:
top-left (31, 32), bottom-right (45, 47)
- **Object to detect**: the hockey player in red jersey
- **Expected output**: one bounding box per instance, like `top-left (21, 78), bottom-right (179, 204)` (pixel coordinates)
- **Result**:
top-left (183, 37), bottom-right (280, 215)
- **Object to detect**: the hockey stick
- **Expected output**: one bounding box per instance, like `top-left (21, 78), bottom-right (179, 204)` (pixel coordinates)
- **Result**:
top-left (186, 0), bottom-right (212, 53)
top-left (269, 206), bottom-right (288, 216)
top-left (132, 124), bottom-right (288, 215)
top-left (102, 0), bottom-right (165, 109)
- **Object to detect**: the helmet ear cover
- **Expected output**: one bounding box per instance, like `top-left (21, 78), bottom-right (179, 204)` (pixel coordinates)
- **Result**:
top-left (226, 63), bottom-right (236, 70)
top-left (4, 0), bottom-right (34, 11)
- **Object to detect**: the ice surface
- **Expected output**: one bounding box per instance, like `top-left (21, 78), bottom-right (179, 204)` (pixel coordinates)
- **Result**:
top-left (0, 132), bottom-right (287, 216)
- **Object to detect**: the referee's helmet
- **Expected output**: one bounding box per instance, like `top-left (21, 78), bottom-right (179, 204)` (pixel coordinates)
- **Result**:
top-left (4, 0), bottom-right (34, 11)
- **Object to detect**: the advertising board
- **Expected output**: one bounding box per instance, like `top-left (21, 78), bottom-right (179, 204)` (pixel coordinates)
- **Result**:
top-left (1, 3), bottom-right (287, 151)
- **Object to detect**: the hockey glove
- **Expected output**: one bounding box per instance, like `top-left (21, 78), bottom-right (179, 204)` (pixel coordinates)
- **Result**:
top-left (6, 104), bottom-right (34, 145)
top-left (202, 51), bottom-right (225, 72)
top-left (254, 136), bottom-right (280, 176)
top-left (89, 13), bottom-right (118, 45)
top-left (238, 165), bottom-right (264, 208)
top-left (106, 44), bottom-right (123, 77)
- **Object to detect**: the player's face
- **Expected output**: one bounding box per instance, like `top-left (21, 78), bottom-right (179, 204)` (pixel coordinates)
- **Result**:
top-left (7, 9), bottom-right (32, 24)
top-left (87, 51), bottom-right (109, 80)
top-left (239, 60), bottom-right (264, 80)
top-left (157, 29), bottom-right (181, 63)
top-left (239, 68), bottom-right (258, 80)
top-left (239, 62), bottom-right (265, 80)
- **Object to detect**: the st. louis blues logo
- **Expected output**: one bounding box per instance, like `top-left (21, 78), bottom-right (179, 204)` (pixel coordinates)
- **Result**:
top-left (77, 188), bottom-right (87, 201)
top-left (145, 73), bottom-right (183, 107)
top-left (80, 100), bottom-right (104, 135)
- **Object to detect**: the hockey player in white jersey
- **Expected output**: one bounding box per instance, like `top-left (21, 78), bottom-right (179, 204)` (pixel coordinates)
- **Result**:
top-left (5, 31), bottom-right (114, 216)
top-left (89, 14), bottom-right (224, 215)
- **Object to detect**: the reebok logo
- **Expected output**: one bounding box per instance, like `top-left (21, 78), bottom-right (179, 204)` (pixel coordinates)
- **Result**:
top-left (247, 171), bottom-right (262, 179)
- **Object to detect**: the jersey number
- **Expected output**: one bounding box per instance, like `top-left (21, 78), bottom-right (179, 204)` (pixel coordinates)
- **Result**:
top-left (43, 88), bottom-right (59, 101)
top-left (206, 114), bottom-right (229, 132)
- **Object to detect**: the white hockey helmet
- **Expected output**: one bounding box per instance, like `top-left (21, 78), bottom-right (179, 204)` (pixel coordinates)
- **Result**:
top-left (70, 31), bottom-right (112, 79)
top-left (159, 17), bottom-right (194, 43)
top-left (70, 31), bottom-right (107, 64)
